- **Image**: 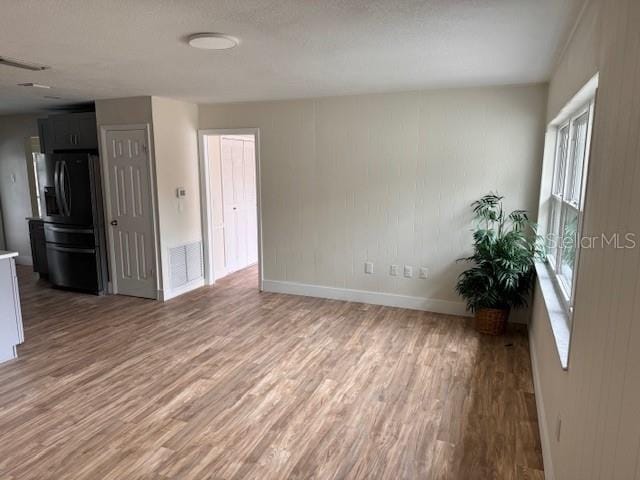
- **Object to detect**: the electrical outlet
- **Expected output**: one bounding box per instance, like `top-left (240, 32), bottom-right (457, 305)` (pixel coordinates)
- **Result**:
top-left (403, 265), bottom-right (413, 278)
top-left (419, 267), bottom-right (429, 279)
top-left (390, 264), bottom-right (399, 276)
top-left (365, 262), bottom-right (374, 274)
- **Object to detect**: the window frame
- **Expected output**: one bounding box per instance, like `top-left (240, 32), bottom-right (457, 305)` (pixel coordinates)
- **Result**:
top-left (31, 154), bottom-right (42, 217)
top-left (546, 99), bottom-right (595, 320)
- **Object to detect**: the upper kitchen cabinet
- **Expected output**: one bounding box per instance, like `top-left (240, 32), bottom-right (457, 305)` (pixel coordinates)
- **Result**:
top-left (37, 118), bottom-right (53, 154)
top-left (39, 112), bottom-right (98, 153)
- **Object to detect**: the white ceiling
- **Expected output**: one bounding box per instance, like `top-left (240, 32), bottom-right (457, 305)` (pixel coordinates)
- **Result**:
top-left (0, 0), bottom-right (584, 115)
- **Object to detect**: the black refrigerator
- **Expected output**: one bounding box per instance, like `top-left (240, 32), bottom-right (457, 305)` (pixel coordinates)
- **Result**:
top-left (36, 152), bottom-right (108, 294)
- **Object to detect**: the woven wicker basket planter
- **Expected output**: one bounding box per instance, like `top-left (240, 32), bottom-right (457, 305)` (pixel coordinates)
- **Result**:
top-left (474, 307), bottom-right (509, 335)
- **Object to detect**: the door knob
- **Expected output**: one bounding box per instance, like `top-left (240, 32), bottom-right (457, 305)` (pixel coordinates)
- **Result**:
top-left (110, 220), bottom-right (118, 226)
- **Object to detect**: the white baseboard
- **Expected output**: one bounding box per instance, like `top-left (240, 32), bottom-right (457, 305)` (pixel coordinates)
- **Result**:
top-left (161, 278), bottom-right (205, 301)
top-left (262, 279), bottom-right (471, 317)
top-left (0, 344), bottom-right (18, 364)
top-left (528, 330), bottom-right (555, 480)
top-left (15, 255), bottom-right (33, 266)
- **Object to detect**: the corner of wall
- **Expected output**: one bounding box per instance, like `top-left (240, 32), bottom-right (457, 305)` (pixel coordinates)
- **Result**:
top-left (150, 97), bottom-right (202, 300)
top-left (528, 320), bottom-right (556, 480)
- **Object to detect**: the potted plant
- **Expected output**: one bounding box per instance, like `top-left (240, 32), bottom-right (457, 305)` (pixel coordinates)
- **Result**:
top-left (456, 193), bottom-right (540, 335)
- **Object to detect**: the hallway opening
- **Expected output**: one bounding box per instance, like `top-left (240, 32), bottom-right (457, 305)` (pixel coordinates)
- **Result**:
top-left (199, 129), bottom-right (261, 288)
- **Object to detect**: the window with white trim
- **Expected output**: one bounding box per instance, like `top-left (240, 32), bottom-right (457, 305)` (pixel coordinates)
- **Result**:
top-left (546, 99), bottom-right (595, 318)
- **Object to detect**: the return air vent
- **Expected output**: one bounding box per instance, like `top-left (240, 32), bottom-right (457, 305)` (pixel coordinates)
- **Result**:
top-left (169, 241), bottom-right (203, 289)
top-left (0, 56), bottom-right (50, 71)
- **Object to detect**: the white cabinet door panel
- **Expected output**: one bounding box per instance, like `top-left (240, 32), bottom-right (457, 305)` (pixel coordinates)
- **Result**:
top-left (220, 137), bottom-right (257, 275)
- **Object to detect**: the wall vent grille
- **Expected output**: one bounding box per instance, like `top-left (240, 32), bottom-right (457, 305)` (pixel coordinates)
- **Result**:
top-left (169, 241), bottom-right (203, 289)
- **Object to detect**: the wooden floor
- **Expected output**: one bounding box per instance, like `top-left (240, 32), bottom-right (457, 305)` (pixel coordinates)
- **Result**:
top-left (0, 266), bottom-right (543, 479)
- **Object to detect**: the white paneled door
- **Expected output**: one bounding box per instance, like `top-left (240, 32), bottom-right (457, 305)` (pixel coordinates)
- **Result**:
top-left (221, 136), bottom-right (257, 275)
top-left (104, 129), bottom-right (156, 299)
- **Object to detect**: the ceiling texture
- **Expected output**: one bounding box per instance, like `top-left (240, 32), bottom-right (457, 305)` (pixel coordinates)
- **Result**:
top-left (0, 0), bottom-right (584, 115)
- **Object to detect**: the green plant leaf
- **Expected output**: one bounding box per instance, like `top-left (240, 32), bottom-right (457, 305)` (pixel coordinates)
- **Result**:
top-left (456, 193), bottom-right (538, 312)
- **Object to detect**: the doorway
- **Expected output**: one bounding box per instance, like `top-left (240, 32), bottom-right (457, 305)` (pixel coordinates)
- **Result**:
top-left (198, 129), bottom-right (262, 288)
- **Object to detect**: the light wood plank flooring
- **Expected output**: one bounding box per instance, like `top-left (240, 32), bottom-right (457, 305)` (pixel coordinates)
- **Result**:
top-left (0, 266), bottom-right (543, 479)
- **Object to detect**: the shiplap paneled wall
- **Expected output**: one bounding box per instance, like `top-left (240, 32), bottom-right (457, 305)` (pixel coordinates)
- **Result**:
top-left (199, 85), bottom-right (547, 309)
top-left (529, 0), bottom-right (640, 478)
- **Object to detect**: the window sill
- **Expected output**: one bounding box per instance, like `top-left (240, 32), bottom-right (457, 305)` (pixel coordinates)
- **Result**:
top-left (534, 261), bottom-right (571, 370)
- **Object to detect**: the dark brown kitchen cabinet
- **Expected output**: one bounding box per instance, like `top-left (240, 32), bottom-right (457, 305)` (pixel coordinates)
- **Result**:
top-left (40, 112), bottom-right (98, 153)
top-left (37, 118), bottom-right (53, 153)
top-left (28, 219), bottom-right (48, 275)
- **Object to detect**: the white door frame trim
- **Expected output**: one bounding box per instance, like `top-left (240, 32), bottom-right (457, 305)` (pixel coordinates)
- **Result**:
top-left (99, 123), bottom-right (161, 299)
top-left (198, 128), bottom-right (263, 290)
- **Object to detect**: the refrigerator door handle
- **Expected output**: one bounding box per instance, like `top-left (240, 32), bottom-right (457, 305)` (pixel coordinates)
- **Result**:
top-left (60, 161), bottom-right (71, 216)
top-left (46, 225), bottom-right (94, 234)
top-left (53, 160), bottom-right (64, 216)
top-left (47, 245), bottom-right (96, 254)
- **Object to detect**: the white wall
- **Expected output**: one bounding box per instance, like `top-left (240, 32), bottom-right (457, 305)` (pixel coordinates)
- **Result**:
top-left (0, 114), bottom-right (40, 263)
top-left (96, 96), bottom-right (202, 298)
top-left (96, 96), bottom-right (154, 127)
top-left (0, 205), bottom-right (5, 250)
top-left (95, 96), bottom-right (161, 293)
top-left (546, 0), bottom-right (601, 124)
top-left (200, 84), bottom-right (548, 313)
top-left (529, 0), bottom-right (640, 478)
top-left (151, 97), bottom-right (202, 295)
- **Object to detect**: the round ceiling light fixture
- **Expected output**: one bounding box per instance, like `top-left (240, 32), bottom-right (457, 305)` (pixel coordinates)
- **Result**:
top-left (187, 33), bottom-right (239, 50)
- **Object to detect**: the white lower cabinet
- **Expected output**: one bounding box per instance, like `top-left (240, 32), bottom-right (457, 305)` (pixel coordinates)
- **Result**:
top-left (0, 253), bottom-right (24, 363)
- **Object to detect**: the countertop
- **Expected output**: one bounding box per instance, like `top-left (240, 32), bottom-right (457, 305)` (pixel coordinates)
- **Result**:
top-left (0, 251), bottom-right (19, 261)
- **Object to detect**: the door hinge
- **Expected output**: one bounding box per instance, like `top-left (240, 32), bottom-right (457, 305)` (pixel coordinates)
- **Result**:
top-left (142, 144), bottom-right (148, 153)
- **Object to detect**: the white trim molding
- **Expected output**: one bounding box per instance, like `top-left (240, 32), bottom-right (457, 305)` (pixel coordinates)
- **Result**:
top-left (159, 278), bottom-right (205, 302)
top-left (197, 127), bottom-right (264, 291)
top-left (262, 279), bottom-right (471, 317)
top-left (528, 330), bottom-right (556, 480)
top-left (534, 263), bottom-right (570, 369)
top-left (0, 344), bottom-right (18, 364)
top-left (550, 0), bottom-right (593, 72)
top-left (99, 123), bottom-right (161, 300)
